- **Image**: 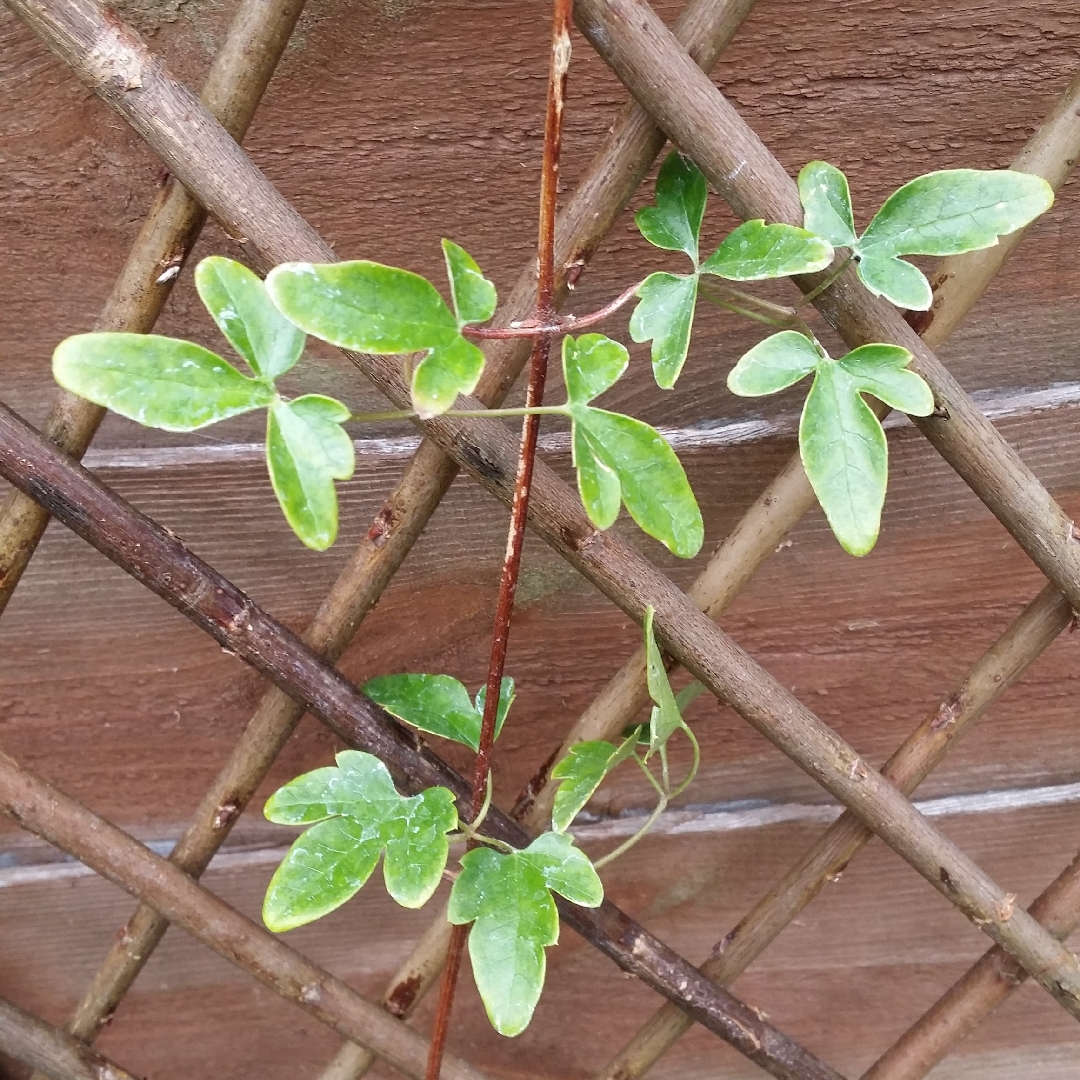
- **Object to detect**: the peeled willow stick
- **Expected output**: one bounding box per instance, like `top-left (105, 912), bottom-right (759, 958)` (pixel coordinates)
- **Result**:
top-left (0, 408), bottom-right (848, 1080)
top-left (0, 752), bottom-right (496, 1080)
top-left (10, 0), bottom-right (1080, 1016)
top-left (0, 0), bottom-right (307, 617)
top-left (573, 0), bottom-right (1080, 617)
top-left (45, 0), bottom-right (758, 1061)
top-left (320, 66), bottom-right (1080, 1080)
top-left (0, 994), bottom-right (141, 1080)
top-left (599, 583), bottom-right (1073, 1080)
top-left (863, 848), bottom-right (1080, 1080)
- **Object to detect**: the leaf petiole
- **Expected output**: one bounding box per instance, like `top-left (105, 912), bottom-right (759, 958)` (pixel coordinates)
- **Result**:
top-left (668, 723), bottom-right (700, 800)
top-left (794, 253), bottom-right (855, 310)
top-left (593, 786), bottom-right (668, 870)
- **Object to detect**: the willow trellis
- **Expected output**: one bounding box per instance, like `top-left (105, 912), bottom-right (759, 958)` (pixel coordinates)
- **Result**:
top-left (1, 0), bottom-right (1079, 1077)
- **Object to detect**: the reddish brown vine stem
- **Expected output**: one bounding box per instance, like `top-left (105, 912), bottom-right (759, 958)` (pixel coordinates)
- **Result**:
top-left (425, 3), bottom-right (573, 1077)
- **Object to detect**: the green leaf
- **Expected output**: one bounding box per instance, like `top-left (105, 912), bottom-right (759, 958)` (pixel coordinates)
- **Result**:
top-left (363, 674), bottom-right (512, 751)
top-left (263, 750), bottom-right (457, 930)
top-left (518, 831), bottom-right (604, 906)
top-left (475, 678), bottom-right (516, 737)
top-left (442, 239), bottom-right (497, 325)
top-left (628, 272), bottom-right (699, 389)
top-left (798, 161), bottom-right (857, 248)
top-left (194, 256), bottom-right (305, 380)
top-left (799, 361), bottom-right (887, 557)
top-left (53, 333), bottom-right (274, 432)
top-left (701, 220), bottom-right (833, 281)
top-left (853, 170), bottom-right (1054, 311)
top-left (411, 334), bottom-right (486, 416)
top-left (838, 345), bottom-right (934, 416)
top-left (266, 260), bottom-right (485, 414)
top-left (266, 395), bottom-right (354, 551)
top-left (727, 330), bottom-right (820, 397)
top-left (858, 169), bottom-right (1054, 260)
top-left (644, 606), bottom-right (683, 755)
top-left (572, 405), bottom-right (704, 559)
top-left (634, 151), bottom-right (708, 265)
top-left (448, 832), bottom-right (602, 1036)
top-left (562, 332), bottom-right (629, 405)
top-left (572, 423), bottom-right (622, 531)
top-left (855, 255), bottom-right (933, 311)
top-left (550, 731), bottom-right (640, 833)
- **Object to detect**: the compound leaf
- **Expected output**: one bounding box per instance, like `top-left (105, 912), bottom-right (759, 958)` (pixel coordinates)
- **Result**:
top-left (448, 832), bottom-right (602, 1036)
top-left (798, 161), bottom-right (857, 248)
top-left (727, 330), bottom-right (820, 397)
top-left (858, 169), bottom-right (1054, 260)
top-left (799, 361), bottom-right (887, 557)
top-left (571, 406), bottom-right (704, 559)
top-left (195, 256), bottom-right (305, 380)
top-left (267, 395), bottom-right (354, 551)
top-left (363, 673), bottom-right (512, 751)
top-left (855, 254), bottom-right (933, 311)
top-left (837, 344), bottom-right (934, 416)
top-left (53, 333), bottom-right (273, 432)
top-left (263, 750), bottom-right (457, 930)
top-left (635, 151), bottom-right (708, 265)
top-left (629, 272), bottom-right (699, 389)
top-left (267, 260), bottom-right (484, 414)
top-left (701, 220), bottom-right (833, 281)
top-left (644, 606), bottom-right (683, 755)
top-left (442, 239), bottom-right (497, 325)
top-left (550, 731), bottom-right (640, 833)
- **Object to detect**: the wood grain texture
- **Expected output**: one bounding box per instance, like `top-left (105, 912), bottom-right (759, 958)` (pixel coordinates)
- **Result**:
top-left (3, 0), bottom-right (1080, 1073)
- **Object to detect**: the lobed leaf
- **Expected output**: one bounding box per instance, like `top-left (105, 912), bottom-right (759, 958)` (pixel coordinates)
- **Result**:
top-left (858, 169), bottom-right (1054, 260)
top-left (562, 333), bottom-right (629, 406)
top-left (267, 260), bottom-right (484, 413)
top-left (571, 405), bottom-right (704, 559)
top-left (798, 161), bottom-right (857, 248)
top-left (727, 330), bottom-right (820, 397)
top-left (628, 272), bottom-right (699, 389)
top-left (550, 731), bottom-right (640, 833)
top-left (837, 345), bottom-right (934, 416)
top-left (799, 362), bottom-right (887, 557)
top-left (448, 832), bottom-right (602, 1036)
top-left (53, 333), bottom-right (273, 432)
top-left (363, 673), bottom-right (513, 751)
top-left (634, 151), bottom-right (708, 264)
top-left (266, 395), bottom-right (355, 551)
top-left (195, 256), bottom-right (305, 380)
top-left (701, 220), bottom-right (833, 281)
top-left (442, 239), bottom-right (497, 325)
top-left (855, 254), bottom-right (933, 311)
top-left (263, 750), bottom-right (457, 931)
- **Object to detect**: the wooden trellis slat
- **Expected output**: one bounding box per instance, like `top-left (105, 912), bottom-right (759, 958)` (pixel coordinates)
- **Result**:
top-left (38, 0), bottom-right (1076, 1014)
top-left (575, 0), bottom-right (1080, 619)
top-left (0, 993), bottom-right (141, 1080)
top-left (0, 750), bottom-right (495, 1080)
top-left (600, 580), bottom-right (1075, 1080)
top-left (0, 0), bottom-right (307, 618)
top-left (0, 400), bottom-right (849, 1080)
top-left (0, 2), bottom-right (1075, 1080)
top-left (13, 0), bottom-right (760, 1060)
top-left (865, 849), bottom-right (1080, 1080)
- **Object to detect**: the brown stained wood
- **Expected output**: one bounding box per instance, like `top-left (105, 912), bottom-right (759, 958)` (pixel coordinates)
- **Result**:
top-left (3, 803), bottom-right (1080, 1080)
top-left (1, 408), bottom-right (1077, 831)
top-left (4, 1), bottom-right (1080, 443)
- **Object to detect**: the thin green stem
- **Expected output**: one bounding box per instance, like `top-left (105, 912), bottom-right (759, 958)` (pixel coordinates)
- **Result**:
top-left (634, 751), bottom-right (666, 800)
top-left (347, 408), bottom-right (419, 423)
top-left (706, 280), bottom-right (795, 321)
top-left (447, 406), bottom-right (570, 419)
top-left (593, 793), bottom-right (668, 870)
top-left (470, 772), bottom-right (494, 831)
top-left (698, 288), bottom-right (792, 330)
top-left (659, 741), bottom-right (670, 794)
top-left (668, 724), bottom-right (700, 800)
top-left (794, 254), bottom-right (855, 310)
